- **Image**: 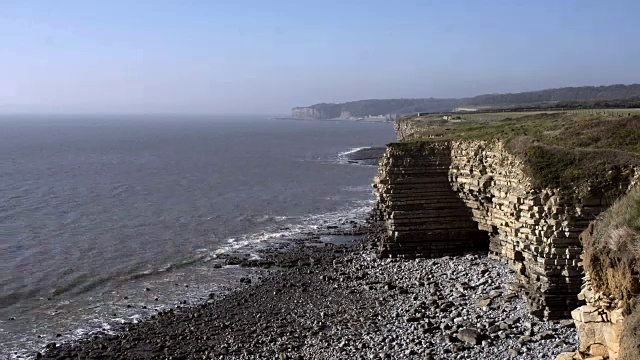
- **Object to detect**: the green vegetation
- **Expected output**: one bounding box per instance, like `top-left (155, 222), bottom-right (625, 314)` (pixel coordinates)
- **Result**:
top-left (399, 111), bottom-right (640, 198)
top-left (403, 112), bottom-right (640, 149)
top-left (581, 185), bottom-right (640, 360)
top-left (464, 84), bottom-right (640, 106)
top-left (295, 84), bottom-right (640, 118)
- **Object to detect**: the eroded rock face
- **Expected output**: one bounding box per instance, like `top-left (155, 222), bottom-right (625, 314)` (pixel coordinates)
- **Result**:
top-left (291, 107), bottom-right (329, 119)
top-left (560, 271), bottom-right (629, 360)
top-left (570, 303), bottom-right (625, 359)
top-left (450, 140), bottom-right (616, 319)
top-left (561, 223), bottom-right (640, 360)
top-left (373, 140), bottom-right (612, 319)
top-left (373, 142), bottom-right (489, 257)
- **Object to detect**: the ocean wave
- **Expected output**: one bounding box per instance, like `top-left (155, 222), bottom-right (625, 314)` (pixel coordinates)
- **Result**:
top-left (336, 146), bottom-right (371, 164)
top-left (336, 146), bottom-right (383, 167)
top-left (337, 146), bottom-right (371, 157)
top-left (209, 202), bottom-right (373, 259)
top-left (1, 208), bottom-right (376, 359)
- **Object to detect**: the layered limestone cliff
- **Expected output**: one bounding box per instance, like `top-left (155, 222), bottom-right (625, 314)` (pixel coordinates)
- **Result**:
top-left (557, 190), bottom-right (640, 360)
top-left (373, 140), bottom-right (630, 319)
top-left (378, 112), bottom-right (640, 357)
top-left (291, 106), bottom-right (396, 121)
top-left (291, 107), bottom-right (327, 119)
top-left (393, 118), bottom-right (421, 141)
top-left (373, 142), bottom-right (489, 257)
top-left (561, 226), bottom-right (628, 360)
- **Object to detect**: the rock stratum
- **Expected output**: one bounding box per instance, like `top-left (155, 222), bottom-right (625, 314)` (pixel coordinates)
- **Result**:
top-left (373, 112), bottom-right (640, 359)
top-left (561, 189), bottom-right (640, 360)
top-left (373, 140), bottom-right (618, 319)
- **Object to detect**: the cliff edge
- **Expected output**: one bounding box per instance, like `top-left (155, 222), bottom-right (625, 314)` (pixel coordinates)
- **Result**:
top-left (373, 110), bottom-right (640, 357)
top-left (558, 189), bottom-right (640, 360)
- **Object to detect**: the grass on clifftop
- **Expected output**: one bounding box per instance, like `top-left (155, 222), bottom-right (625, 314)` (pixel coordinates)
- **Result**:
top-left (403, 112), bottom-right (640, 153)
top-left (584, 188), bottom-right (640, 300)
top-left (398, 112), bottom-right (640, 198)
top-left (584, 188), bottom-right (640, 360)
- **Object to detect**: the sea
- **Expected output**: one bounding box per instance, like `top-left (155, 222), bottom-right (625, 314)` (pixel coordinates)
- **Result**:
top-left (0, 115), bottom-right (395, 357)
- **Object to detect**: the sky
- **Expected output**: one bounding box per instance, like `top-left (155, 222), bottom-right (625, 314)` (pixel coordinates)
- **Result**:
top-left (1, 0), bottom-right (640, 115)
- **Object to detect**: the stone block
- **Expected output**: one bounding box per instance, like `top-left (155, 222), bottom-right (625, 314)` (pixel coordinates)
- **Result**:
top-left (587, 343), bottom-right (608, 358)
top-left (602, 321), bottom-right (623, 355)
top-left (555, 352), bottom-right (577, 360)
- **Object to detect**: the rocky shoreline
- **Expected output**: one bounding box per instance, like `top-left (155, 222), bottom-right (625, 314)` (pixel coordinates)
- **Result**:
top-left (342, 147), bottom-right (386, 166)
top-left (38, 221), bottom-right (578, 360)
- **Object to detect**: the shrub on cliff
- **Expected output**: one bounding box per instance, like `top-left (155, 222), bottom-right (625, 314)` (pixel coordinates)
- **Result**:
top-left (508, 136), bottom-right (639, 199)
top-left (583, 187), bottom-right (640, 301)
top-left (581, 187), bottom-right (640, 360)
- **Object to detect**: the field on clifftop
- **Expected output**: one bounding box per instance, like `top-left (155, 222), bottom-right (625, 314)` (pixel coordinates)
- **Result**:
top-left (396, 110), bottom-right (640, 198)
top-left (400, 110), bottom-right (640, 148)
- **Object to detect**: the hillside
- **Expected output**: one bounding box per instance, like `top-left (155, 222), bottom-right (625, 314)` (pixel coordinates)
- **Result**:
top-left (291, 84), bottom-right (640, 119)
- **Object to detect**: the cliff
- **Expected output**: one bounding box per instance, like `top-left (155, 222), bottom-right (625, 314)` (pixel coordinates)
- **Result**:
top-left (291, 98), bottom-right (456, 120)
top-left (558, 189), bottom-right (640, 360)
top-left (291, 105), bottom-right (340, 119)
top-left (372, 111), bottom-right (640, 355)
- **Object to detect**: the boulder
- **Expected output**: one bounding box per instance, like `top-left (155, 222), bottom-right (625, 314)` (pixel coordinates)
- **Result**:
top-left (456, 328), bottom-right (482, 345)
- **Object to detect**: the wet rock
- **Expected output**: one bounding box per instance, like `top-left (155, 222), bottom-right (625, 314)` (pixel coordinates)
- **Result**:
top-left (226, 257), bottom-right (243, 266)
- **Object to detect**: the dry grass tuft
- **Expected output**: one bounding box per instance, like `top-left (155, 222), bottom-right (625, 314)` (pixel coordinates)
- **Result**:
top-left (604, 227), bottom-right (640, 253)
top-left (583, 188), bottom-right (640, 300)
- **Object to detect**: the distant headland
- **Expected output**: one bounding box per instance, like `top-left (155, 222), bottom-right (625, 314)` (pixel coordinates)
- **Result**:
top-left (291, 83), bottom-right (640, 120)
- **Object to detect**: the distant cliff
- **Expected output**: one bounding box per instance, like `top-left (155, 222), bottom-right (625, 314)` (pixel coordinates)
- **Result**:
top-left (292, 83), bottom-right (640, 119)
top-left (292, 98), bottom-right (456, 120)
top-left (291, 104), bottom-right (341, 119)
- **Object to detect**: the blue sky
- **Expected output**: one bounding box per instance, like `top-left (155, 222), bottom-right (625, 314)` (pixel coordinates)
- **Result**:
top-left (1, 0), bottom-right (640, 114)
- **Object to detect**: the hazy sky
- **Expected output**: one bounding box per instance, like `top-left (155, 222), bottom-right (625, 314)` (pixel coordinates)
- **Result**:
top-left (2, 0), bottom-right (640, 114)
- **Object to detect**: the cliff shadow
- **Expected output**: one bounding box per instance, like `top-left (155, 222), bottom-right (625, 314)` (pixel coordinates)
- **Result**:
top-left (375, 142), bottom-right (490, 258)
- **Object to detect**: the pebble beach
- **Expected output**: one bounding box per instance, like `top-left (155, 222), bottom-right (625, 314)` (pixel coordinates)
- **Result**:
top-left (40, 224), bottom-right (577, 360)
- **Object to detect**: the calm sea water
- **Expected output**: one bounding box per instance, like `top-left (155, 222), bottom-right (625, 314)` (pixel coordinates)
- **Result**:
top-left (0, 115), bottom-right (394, 356)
